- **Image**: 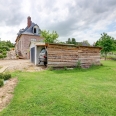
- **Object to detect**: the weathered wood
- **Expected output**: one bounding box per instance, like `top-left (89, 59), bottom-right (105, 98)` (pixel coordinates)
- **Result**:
top-left (48, 59), bottom-right (78, 62)
top-left (47, 44), bottom-right (101, 68)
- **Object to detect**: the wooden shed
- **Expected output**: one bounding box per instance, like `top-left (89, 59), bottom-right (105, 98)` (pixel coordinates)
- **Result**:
top-left (47, 43), bottom-right (102, 68)
top-left (29, 42), bottom-right (101, 68)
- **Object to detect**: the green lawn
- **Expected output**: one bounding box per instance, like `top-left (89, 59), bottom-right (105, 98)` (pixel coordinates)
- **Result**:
top-left (0, 60), bottom-right (116, 116)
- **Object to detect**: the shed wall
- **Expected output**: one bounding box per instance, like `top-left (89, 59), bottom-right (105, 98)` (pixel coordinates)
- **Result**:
top-left (47, 44), bottom-right (79, 67)
top-left (78, 47), bottom-right (101, 68)
top-left (47, 44), bottom-right (101, 68)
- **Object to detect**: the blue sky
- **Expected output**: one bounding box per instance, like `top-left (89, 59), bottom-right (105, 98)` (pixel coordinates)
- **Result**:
top-left (0, 0), bottom-right (116, 44)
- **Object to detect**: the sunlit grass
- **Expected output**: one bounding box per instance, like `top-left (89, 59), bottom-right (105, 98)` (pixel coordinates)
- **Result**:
top-left (0, 60), bottom-right (116, 116)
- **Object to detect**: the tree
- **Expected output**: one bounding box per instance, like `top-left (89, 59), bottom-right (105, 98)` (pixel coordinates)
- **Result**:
top-left (41, 30), bottom-right (59, 43)
top-left (95, 33), bottom-right (115, 60)
top-left (66, 38), bottom-right (77, 45)
top-left (72, 38), bottom-right (76, 45)
top-left (67, 38), bottom-right (71, 44)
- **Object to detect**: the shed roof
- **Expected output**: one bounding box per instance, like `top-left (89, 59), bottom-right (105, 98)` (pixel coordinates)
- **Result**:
top-left (47, 43), bottom-right (102, 49)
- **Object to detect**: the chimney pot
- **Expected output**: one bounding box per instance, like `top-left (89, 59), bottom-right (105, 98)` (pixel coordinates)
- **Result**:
top-left (27, 16), bottom-right (31, 27)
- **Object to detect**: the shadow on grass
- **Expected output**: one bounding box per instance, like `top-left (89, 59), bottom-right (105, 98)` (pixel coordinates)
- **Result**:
top-left (50, 65), bottom-right (104, 74)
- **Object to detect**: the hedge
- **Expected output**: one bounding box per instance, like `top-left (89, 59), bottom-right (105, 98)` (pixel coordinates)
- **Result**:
top-left (3, 73), bottom-right (11, 80)
top-left (0, 73), bottom-right (12, 87)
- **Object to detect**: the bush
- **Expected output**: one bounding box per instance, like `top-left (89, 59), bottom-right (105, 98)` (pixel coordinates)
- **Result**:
top-left (3, 55), bottom-right (7, 58)
top-left (0, 79), bottom-right (4, 87)
top-left (76, 60), bottom-right (81, 68)
top-left (64, 66), bottom-right (68, 70)
top-left (2, 46), bottom-right (10, 51)
top-left (2, 51), bottom-right (7, 55)
top-left (0, 49), bottom-right (3, 53)
top-left (0, 54), bottom-right (3, 58)
top-left (3, 73), bottom-right (11, 80)
top-left (0, 73), bottom-right (3, 79)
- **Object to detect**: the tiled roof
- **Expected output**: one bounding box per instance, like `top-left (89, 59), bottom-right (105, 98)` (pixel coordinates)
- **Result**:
top-left (17, 22), bottom-right (41, 37)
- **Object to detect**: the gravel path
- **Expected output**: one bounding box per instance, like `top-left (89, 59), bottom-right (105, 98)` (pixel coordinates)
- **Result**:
top-left (0, 59), bottom-right (46, 72)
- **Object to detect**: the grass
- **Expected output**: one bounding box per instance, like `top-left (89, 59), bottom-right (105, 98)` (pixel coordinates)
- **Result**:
top-left (0, 60), bottom-right (116, 116)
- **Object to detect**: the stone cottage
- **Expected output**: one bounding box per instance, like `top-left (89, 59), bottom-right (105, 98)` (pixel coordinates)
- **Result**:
top-left (15, 16), bottom-right (43, 59)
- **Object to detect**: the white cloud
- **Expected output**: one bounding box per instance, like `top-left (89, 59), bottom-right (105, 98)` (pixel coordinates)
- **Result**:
top-left (0, 0), bottom-right (116, 44)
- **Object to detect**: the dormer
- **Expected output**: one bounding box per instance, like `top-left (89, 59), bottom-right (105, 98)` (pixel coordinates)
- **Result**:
top-left (33, 25), bottom-right (39, 35)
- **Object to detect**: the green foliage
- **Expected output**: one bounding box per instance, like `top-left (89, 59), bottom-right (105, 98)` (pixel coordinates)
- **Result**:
top-left (41, 30), bottom-right (59, 43)
top-left (95, 33), bottom-right (115, 60)
top-left (66, 39), bottom-right (91, 46)
top-left (0, 73), bottom-right (3, 79)
top-left (0, 40), bottom-right (13, 58)
top-left (76, 60), bottom-right (81, 68)
top-left (2, 46), bottom-right (10, 51)
top-left (0, 54), bottom-right (3, 58)
top-left (3, 55), bottom-right (7, 58)
top-left (0, 79), bottom-right (4, 87)
top-left (0, 73), bottom-right (11, 81)
top-left (64, 66), bottom-right (68, 70)
top-left (0, 40), bottom-right (14, 48)
top-left (2, 51), bottom-right (7, 55)
top-left (66, 38), bottom-right (77, 45)
top-left (0, 49), bottom-right (2, 53)
top-left (3, 73), bottom-right (11, 80)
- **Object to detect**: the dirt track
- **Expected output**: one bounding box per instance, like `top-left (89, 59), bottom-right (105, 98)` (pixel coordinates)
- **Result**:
top-left (0, 59), bottom-right (46, 72)
top-left (0, 78), bottom-right (18, 112)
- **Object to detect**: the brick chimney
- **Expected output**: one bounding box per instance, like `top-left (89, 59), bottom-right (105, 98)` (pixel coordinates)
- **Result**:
top-left (27, 16), bottom-right (31, 28)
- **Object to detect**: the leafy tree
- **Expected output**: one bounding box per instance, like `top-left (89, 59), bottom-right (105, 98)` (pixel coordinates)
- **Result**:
top-left (66, 38), bottom-right (77, 45)
top-left (95, 33), bottom-right (115, 60)
top-left (112, 39), bottom-right (116, 50)
top-left (0, 40), bottom-right (14, 48)
top-left (41, 30), bottom-right (59, 43)
top-left (0, 40), bottom-right (14, 59)
top-left (67, 38), bottom-right (71, 44)
top-left (72, 38), bottom-right (76, 45)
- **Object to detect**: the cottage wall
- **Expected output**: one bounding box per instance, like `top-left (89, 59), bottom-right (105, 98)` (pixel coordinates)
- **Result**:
top-left (15, 34), bottom-right (43, 59)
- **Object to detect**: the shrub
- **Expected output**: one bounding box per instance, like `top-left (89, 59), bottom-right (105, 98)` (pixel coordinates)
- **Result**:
top-left (0, 49), bottom-right (3, 53)
top-left (0, 73), bottom-right (3, 79)
top-left (76, 60), bottom-right (81, 68)
top-left (3, 55), bottom-right (7, 58)
top-left (0, 79), bottom-right (4, 87)
top-left (3, 73), bottom-right (11, 80)
top-left (2, 46), bottom-right (10, 51)
top-left (0, 54), bottom-right (3, 58)
top-left (64, 66), bottom-right (68, 70)
top-left (2, 51), bottom-right (7, 55)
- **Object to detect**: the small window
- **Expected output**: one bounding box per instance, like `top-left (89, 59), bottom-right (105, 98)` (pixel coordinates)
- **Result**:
top-left (34, 28), bottom-right (36, 33)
